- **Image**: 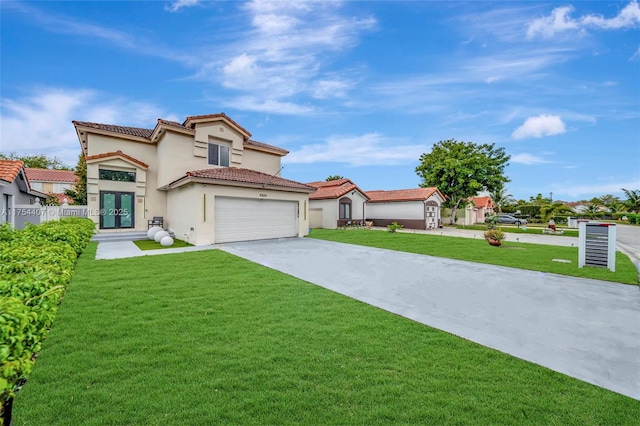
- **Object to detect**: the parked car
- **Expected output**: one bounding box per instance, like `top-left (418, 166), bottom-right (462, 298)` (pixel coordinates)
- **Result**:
top-left (490, 214), bottom-right (527, 225)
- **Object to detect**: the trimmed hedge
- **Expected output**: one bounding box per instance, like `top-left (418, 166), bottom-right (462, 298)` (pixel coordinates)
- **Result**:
top-left (0, 218), bottom-right (95, 423)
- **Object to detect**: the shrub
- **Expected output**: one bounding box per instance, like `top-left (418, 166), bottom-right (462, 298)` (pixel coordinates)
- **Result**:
top-left (0, 218), bottom-right (94, 421)
top-left (387, 222), bottom-right (404, 233)
top-left (483, 227), bottom-right (506, 242)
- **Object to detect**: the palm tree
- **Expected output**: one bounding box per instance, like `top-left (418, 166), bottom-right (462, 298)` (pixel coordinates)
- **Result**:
top-left (621, 188), bottom-right (640, 212)
top-left (489, 187), bottom-right (514, 214)
top-left (540, 202), bottom-right (573, 222)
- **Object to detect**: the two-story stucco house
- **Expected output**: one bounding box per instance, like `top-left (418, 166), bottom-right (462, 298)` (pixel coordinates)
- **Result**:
top-left (73, 113), bottom-right (315, 245)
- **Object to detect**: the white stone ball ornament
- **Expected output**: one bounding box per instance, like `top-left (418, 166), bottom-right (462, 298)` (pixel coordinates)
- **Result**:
top-left (154, 230), bottom-right (169, 242)
top-left (160, 236), bottom-right (174, 247)
top-left (147, 226), bottom-right (163, 240)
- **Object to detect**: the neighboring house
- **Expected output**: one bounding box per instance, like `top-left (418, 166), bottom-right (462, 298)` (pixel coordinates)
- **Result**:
top-left (365, 187), bottom-right (446, 230)
top-left (0, 160), bottom-right (47, 229)
top-left (307, 179), bottom-right (369, 229)
top-left (463, 196), bottom-right (495, 225)
top-left (73, 113), bottom-right (316, 245)
top-left (25, 168), bottom-right (77, 204)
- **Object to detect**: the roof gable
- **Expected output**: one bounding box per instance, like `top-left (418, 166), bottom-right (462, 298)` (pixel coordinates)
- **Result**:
top-left (0, 160), bottom-right (24, 184)
top-left (307, 178), bottom-right (369, 200)
top-left (85, 150), bottom-right (149, 169)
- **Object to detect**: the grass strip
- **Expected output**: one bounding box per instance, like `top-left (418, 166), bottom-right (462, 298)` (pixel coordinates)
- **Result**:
top-left (13, 244), bottom-right (638, 425)
top-left (309, 229), bottom-right (638, 285)
top-left (456, 224), bottom-right (579, 237)
top-left (134, 238), bottom-right (193, 251)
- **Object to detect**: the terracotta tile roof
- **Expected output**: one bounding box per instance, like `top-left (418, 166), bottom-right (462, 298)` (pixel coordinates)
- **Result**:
top-left (182, 167), bottom-right (316, 191)
top-left (472, 196), bottom-right (493, 208)
top-left (73, 121), bottom-right (153, 139)
top-left (85, 150), bottom-right (149, 169)
top-left (307, 178), bottom-right (369, 200)
top-left (366, 187), bottom-right (442, 203)
top-left (0, 160), bottom-right (24, 184)
top-left (245, 139), bottom-right (289, 155)
top-left (156, 119), bottom-right (194, 133)
top-left (25, 168), bottom-right (77, 183)
top-left (183, 113), bottom-right (252, 138)
top-left (307, 179), bottom-right (351, 188)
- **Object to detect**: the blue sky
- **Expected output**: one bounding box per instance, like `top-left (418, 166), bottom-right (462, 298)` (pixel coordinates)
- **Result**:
top-left (1, 0), bottom-right (638, 202)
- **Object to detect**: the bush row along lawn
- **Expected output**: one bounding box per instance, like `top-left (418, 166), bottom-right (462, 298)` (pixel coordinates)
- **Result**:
top-left (309, 229), bottom-right (638, 285)
top-left (456, 224), bottom-right (579, 237)
top-left (13, 243), bottom-right (638, 425)
top-left (0, 217), bottom-right (96, 422)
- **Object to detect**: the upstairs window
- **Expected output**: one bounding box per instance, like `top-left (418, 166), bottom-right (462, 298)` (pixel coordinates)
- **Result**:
top-left (339, 197), bottom-right (352, 219)
top-left (208, 143), bottom-right (230, 167)
top-left (99, 169), bottom-right (136, 182)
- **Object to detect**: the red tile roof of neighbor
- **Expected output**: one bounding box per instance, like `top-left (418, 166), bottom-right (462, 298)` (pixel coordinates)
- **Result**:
top-left (184, 168), bottom-right (316, 191)
top-left (74, 114), bottom-right (286, 155)
top-left (0, 159), bottom-right (24, 183)
top-left (47, 193), bottom-right (74, 204)
top-left (307, 179), bottom-right (369, 200)
top-left (366, 187), bottom-right (442, 203)
top-left (85, 150), bottom-right (149, 169)
top-left (472, 196), bottom-right (493, 208)
top-left (25, 168), bottom-right (77, 183)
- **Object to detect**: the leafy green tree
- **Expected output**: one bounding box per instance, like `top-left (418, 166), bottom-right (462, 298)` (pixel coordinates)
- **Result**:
top-left (415, 139), bottom-right (510, 224)
top-left (598, 194), bottom-right (623, 213)
top-left (540, 202), bottom-right (573, 221)
top-left (489, 186), bottom-right (514, 214)
top-left (528, 193), bottom-right (552, 205)
top-left (0, 152), bottom-right (72, 170)
top-left (621, 188), bottom-right (640, 212)
top-left (64, 154), bottom-right (87, 205)
top-left (325, 175), bottom-right (344, 181)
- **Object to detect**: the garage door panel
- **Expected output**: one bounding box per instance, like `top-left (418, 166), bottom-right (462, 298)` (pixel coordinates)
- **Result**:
top-left (215, 197), bottom-right (298, 243)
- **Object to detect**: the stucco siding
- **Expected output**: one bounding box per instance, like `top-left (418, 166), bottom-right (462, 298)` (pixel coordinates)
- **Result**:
top-left (167, 183), bottom-right (309, 245)
top-left (241, 149), bottom-right (281, 175)
top-left (309, 199), bottom-right (338, 229)
top-left (367, 201), bottom-right (424, 220)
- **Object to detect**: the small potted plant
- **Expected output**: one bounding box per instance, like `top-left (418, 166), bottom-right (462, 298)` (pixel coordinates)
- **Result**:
top-left (483, 227), bottom-right (506, 246)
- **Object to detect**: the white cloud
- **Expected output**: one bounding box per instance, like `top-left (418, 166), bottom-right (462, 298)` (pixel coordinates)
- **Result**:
top-left (0, 88), bottom-right (176, 167)
top-left (166, 0), bottom-right (200, 12)
top-left (631, 46), bottom-right (640, 60)
top-left (512, 114), bottom-right (566, 139)
top-left (206, 1), bottom-right (376, 113)
top-left (527, 1), bottom-right (640, 39)
top-left (510, 153), bottom-right (554, 165)
top-left (223, 96), bottom-right (315, 115)
top-left (284, 133), bottom-right (428, 166)
top-left (552, 179), bottom-right (640, 198)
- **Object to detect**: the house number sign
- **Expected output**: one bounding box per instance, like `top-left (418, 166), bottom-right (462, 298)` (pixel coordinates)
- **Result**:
top-left (259, 193), bottom-right (268, 197)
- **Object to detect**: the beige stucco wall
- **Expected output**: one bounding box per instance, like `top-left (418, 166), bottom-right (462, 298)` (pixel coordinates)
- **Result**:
top-left (366, 200), bottom-right (425, 220)
top-left (167, 183), bottom-right (310, 246)
top-left (241, 148), bottom-right (282, 175)
top-left (309, 199), bottom-right (338, 229)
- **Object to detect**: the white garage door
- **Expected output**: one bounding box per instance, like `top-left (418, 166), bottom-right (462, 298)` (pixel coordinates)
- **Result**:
top-left (214, 197), bottom-right (298, 243)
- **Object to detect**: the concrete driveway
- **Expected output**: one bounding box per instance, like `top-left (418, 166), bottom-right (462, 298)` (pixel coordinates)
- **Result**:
top-left (221, 237), bottom-right (640, 400)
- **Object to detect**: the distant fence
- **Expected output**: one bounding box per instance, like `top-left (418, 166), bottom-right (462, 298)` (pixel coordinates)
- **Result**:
top-left (13, 202), bottom-right (88, 229)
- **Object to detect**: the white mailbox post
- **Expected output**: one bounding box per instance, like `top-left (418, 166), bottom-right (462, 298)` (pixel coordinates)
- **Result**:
top-left (578, 222), bottom-right (617, 272)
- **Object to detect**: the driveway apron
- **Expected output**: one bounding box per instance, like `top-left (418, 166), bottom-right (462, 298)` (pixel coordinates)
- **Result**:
top-left (221, 237), bottom-right (640, 400)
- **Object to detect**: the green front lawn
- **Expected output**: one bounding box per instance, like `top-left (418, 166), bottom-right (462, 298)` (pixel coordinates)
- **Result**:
top-left (134, 238), bottom-right (193, 250)
top-left (13, 244), bottom-right (638, 425)
top-left (309, 229), bottom-right (638, 285)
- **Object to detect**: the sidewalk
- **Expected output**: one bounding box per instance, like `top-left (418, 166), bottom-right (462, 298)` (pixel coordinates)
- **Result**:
top-left (380, 226), bottom-right (579, 247)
